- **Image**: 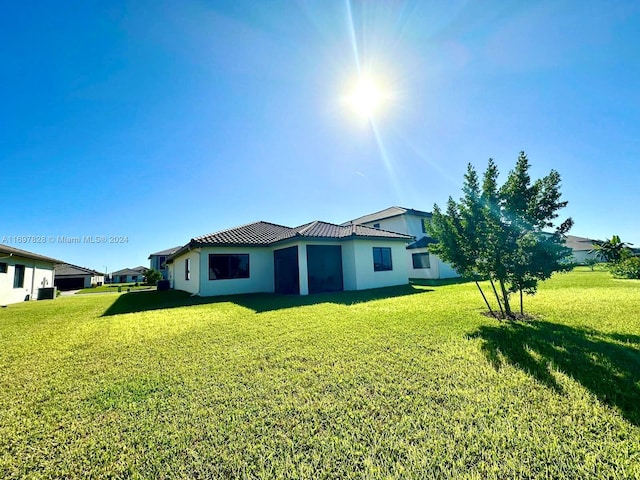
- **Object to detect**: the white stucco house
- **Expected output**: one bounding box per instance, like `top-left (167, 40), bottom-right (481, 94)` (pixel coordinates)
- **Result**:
top-left (0, 244), bottom-right (62, 306)
top-left (54, 263), bottom-right (105, 290)
top-left (167, 220), bottom-right (413, 296)
top-left (563, 235), bottom-right (599, 264)
top-left (342, 206), bottom-right (460, 280)
top-left (148, 246), bottom-right (181, 280)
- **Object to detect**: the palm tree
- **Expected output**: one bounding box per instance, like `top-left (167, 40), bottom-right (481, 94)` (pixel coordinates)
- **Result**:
top-left (590, 235), bottom-right (632, 263)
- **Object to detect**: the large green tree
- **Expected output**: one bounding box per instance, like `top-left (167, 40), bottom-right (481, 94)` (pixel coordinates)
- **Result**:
top-left (428, 152), bottom-right (573, 318)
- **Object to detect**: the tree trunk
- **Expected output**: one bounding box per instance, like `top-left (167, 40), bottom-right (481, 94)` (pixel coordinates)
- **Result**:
top-left (489, 279), bottom-right (505, 318)
top-left (499, 279), bottom-right (512, 317)
top-left (519, 289), bottom-right (524, 316)
top-left (475, 280), bottom-right (494, 316)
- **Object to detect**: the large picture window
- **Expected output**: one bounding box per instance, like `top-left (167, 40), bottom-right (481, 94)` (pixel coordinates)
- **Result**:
top-left (412, 252), bottom-right (431, 269)
top-left (209, 254), bottom-right (250, 280)
top-left (373, 247), bottom-right (392, 271)
top-left (13, 264), bottom-right (25, 288)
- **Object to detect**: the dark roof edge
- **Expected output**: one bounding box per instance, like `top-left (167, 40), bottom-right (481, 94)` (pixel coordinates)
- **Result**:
top-left (0, 244), bottom-right (63, 264)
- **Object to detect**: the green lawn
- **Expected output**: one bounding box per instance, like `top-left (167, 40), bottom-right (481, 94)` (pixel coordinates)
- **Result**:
top-left (1, 271), bottom-right (638, 478)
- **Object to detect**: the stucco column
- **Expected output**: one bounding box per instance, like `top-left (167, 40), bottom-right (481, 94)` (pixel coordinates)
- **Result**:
top-left (297, 243), bottom-right (309, 295)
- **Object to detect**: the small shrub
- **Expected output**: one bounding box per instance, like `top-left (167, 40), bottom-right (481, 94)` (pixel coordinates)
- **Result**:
top-left (584, 258), bottom-right (599, 271)
top-left (610, 256), bottom-right (640, 279)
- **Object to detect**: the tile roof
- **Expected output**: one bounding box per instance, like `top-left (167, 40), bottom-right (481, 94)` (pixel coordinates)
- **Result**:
top-left (111, 268), bottom-right (146, 276)
top-left (0, 244), bottom-right (63, 264)
top-left (193, 221), bottom-right (296, 246)
top-left (407, 236), bottom-right (439, 249)
top-left (169, 220), bottom-right (414, 260)
top-left (564, 235), bottom-right (598, 251)
top-left (148, 246), bottom-right (182, 258)
top-left (54, 263), bottom-right (104, 276)
top-left (341, 206), bottom-right (432, 226)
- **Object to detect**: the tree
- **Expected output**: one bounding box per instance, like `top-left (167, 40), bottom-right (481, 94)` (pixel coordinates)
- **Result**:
top-left (589, 235), bottom-right (632, 263)
top-left (427, 152), bottom-right (573, 318)
top-left (143, 268), bottom-right (163, 286)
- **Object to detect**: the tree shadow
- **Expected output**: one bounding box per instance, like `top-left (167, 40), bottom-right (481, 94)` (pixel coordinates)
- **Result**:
top-left (102, 284), bottom-right (431, 317)
top-left (470, 320), bottom-right (640, 425)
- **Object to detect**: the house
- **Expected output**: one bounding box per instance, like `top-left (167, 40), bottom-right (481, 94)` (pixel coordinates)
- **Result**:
top-left (166, 220), bottom-right (413, 296)
top-left (148, 246), bottom-right (181, 280)
top-left (0, 244), bottom-right (62, 306)
top-left (54, 263), bottom-right (105, 290)
top-left (343, 206), bottom-right (460, 280)
top-left (110, 267), bottom-right (146, 284)
top-left (563, 235), bottom-right (599, 264)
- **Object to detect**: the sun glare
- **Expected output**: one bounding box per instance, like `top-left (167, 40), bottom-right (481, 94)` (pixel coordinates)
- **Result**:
top-left (347, 74), bottom-right (385, 119)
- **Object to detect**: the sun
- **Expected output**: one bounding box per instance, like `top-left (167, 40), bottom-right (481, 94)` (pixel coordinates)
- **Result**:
top-left (347, 74), bottom-right (385, 119)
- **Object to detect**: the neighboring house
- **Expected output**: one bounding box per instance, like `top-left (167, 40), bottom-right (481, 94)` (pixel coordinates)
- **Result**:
top-left (111, 267), bottom-right (146, 284)
top-left (564, 235), bottom-right (600, 264)
top-left (148, 246), bottom-right (181, 280)
top-left (54, 263), bottom-right (105, 290)
top-left (0, 244), bottom-right (62, 306)
top-left (343, 206), bottom-right (460, 280)
top-left (167, 220), bottom-right (413, 296)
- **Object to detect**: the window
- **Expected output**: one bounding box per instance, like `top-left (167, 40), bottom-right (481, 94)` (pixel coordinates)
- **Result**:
top-left (185, 258), bottom-right (191, 281)
top-left (421, 218), bottom-right (430, 233)
top-left (0, 262), bottom-right (7, 273)
top-left (158, 256), bottom-right (167, 269)
top-left (373, 223), bottom-right (381, 229)
top-left (412, 252), bottom-right (431, 269)
top-left (373, 247), bottom-right (392, 271)
top-left (13, 264), bottom-right (25, 288)
top-left (209, 254), bottom-right (249, 280)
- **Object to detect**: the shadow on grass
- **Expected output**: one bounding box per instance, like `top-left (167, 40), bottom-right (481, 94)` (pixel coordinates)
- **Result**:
top-left (102, 284), bottom-right (431, 317)
top-left (470, 320), bottom-right (640, 425)
top-left (410, 277), bottom-right (473, 287)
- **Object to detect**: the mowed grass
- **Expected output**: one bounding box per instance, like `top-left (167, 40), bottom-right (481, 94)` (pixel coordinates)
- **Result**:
top-left (1, 271), bottom-right (639, 479)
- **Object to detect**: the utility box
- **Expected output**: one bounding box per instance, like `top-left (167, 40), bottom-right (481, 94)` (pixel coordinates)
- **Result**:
top-left (37, 287), bottom-right (56, 300)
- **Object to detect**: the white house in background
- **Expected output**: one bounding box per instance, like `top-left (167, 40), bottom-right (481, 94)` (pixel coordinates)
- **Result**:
top-left (54, 264), bottom-right (105, 290)
top-left (342, 206), bottom-right (460, 280)
top-left (167, 220), bottom-right (413, 296)
top-left (0, 244), bottom-right (62, 306)
top-left (110, 267), bottom-right (146, 284)
top-left (148, 246), bottom-right (181, 280)
top-left (564, 235), bottom-right (599, 264)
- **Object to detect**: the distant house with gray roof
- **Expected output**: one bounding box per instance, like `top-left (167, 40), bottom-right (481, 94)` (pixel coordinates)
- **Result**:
top-left (54, 263), bottom-right (105, 290)
top-left (110, 267), bottom-right (146, 284)
top-left (564, 235), bottom-right (600, 264)
top-left (167, 219), bottom-right (414, 296)
top-left (148, 246), bottom-right (181, 280)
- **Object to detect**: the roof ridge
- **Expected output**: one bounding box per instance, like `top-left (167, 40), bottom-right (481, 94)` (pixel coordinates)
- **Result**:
top-left (55, 262), bottom-right (102, 274)
top-left (193, 220), bottom-right (292, 242)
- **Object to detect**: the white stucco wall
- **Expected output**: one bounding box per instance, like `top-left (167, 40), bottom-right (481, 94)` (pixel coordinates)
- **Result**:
top-left (349, 240), bottom-right (409, 290)
top-left (172, 249), bottom-right (201, 295)
top-left (572, 250), bottom-right (598, 264)
top-left (197, 246), bottom-right (274, 297)
top-left (361, 216), bottom-right (408, 235)
top-left (0, 257), bottom-right (55, 305)
top-left (436, 256), bottom-right (459, 278)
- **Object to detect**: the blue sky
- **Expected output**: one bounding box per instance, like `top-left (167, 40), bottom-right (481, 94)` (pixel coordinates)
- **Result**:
top-left (2, 1), bottom-right (639, 273)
